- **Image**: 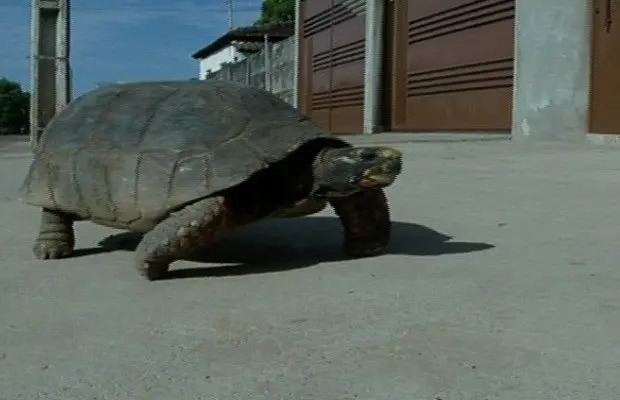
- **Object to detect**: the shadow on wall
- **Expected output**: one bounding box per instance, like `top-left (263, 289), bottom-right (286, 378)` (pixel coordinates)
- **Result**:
top-left (75, 216), bottom-right (495, 280)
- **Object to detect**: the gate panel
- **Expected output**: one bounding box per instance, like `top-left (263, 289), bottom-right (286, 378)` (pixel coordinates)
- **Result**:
top-left (589, 0), bottom-right (620, 133)
top-left (299, 0), bottom-right (366, 133)
top-left (388, 0), bottom-right (516, 131)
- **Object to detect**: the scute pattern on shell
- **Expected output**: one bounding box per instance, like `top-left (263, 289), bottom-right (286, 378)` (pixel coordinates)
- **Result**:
top-left (19, 80), bottom-right (331, 229)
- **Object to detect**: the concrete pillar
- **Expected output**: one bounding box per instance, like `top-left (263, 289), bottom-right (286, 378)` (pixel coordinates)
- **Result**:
top-left (362, 0), bottom-right (384, 134)
top-left (511, 0), bottom-right (591, 142)
top-left (29, 0), bottom-right (41, 148)
top-left (55, 0), bottom-right (71, 112)
top-left (29, 0), bottom-right (71, 151)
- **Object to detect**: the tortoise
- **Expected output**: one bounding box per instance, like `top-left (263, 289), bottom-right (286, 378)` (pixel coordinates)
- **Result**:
top-left (19, 80), bottom-right (403, 280)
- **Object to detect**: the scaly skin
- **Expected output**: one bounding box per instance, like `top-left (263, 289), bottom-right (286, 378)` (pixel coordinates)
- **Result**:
top-left (135, 188), bottom-right (391, 281)
top-left (329, 188), bottom-right (391, 256)
top-left (133, 196), bottom-right (234, 280)
top-left (268, 197), bottom-right (327, 218)
top-left (33, 209), bottom-right (75, 259)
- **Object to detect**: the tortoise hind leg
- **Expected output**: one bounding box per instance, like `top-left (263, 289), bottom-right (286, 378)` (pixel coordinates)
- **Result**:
top-left (329, 189), bottom-right (391, 257)
top-left (134, 196), bottom-right (239, 281)
top-left (33, 208), bottom-right (76, 259)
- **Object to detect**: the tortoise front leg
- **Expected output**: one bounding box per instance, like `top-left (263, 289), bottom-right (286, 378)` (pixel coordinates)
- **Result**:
top-left (134, 196), bottom-right (238, 281)
top-left (269, 197), bottom-right (327, 218)
top-left (329, 189), bottom-right (391, 257)
top-left (33, 208), bottom-right (75, 259)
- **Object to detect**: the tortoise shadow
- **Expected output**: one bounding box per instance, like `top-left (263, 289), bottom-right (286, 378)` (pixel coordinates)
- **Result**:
top-left (81, 216), bottom-right (494, 280)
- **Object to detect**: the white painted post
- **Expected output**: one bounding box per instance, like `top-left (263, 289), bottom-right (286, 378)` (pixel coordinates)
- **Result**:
top-left (264, 34), bottom-right (272, 92)
top-left (362, 0), bottom-right (384, 134)
top-left (293, 0), bottom-right (301, 108)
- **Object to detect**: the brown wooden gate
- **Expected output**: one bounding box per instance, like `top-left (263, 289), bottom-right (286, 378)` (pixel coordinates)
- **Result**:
top-left (386, 0), bottom-right (516, 131)
top-left (298, 0), bottom-right (366, 134)
top-left (589, 0), bottom-right (620, 133)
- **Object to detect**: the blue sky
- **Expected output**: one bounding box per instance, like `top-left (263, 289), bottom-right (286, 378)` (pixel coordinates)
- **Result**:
top-left (0, 0), bottom-right (262, 96)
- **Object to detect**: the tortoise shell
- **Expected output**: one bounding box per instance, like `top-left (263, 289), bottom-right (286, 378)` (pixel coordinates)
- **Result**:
top-left (19, 80), bottom-right (337, 230)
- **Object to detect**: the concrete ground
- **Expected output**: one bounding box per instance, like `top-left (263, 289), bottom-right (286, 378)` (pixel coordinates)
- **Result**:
top-left (1, 134), bottom-right (619, 399)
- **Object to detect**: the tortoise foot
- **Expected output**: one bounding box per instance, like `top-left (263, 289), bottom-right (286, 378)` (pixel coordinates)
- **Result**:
top-left (33, 208), bottom-right (75, 260)
top-left (344, 241), bottom-right (387, 258)
top-left (134, 196), bottom-right (235, 281)
top-left (33, 239), bottom-right (73, 259)
top-left (136, 261), bottom-right (170, 281)
top-left (330, 189), bottom-right (391, 259)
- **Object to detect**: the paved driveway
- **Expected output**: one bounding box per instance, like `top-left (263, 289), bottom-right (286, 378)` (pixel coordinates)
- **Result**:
top-left (1, 136), bottom-right (618, 399)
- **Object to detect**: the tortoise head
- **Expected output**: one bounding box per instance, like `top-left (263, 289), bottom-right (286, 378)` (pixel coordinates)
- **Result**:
top-left (310, 146), bottom-right (403, 198)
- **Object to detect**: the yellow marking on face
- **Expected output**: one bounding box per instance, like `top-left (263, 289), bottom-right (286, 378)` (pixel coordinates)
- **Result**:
top-left (377, 148), bottom-right (402, 159)
top-left (360, 169), bottom-right (394, 188)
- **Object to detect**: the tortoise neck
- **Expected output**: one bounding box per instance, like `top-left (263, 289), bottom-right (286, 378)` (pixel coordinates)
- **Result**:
top-left (225, 150), bottom-right (317, 223)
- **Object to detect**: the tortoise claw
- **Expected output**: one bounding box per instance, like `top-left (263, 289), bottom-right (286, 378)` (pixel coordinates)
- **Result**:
top-left (137, 261), bottom-right (170, 281)
top-left (33, 239), bottom-right (73, 259)
top-left (344, 241), bottom-right (387, 258)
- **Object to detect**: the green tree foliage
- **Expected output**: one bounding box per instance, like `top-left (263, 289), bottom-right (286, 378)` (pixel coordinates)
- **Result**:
top-left (0, 77), bottom-right (30, 135)
top-left (255, 0), bottom-right (294, 25)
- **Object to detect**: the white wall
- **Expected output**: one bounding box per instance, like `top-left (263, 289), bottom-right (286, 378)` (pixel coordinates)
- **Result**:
top-left (201, 37), bottom-right (297, 106)
top-left (197, 45), bottom-right (247, 79)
